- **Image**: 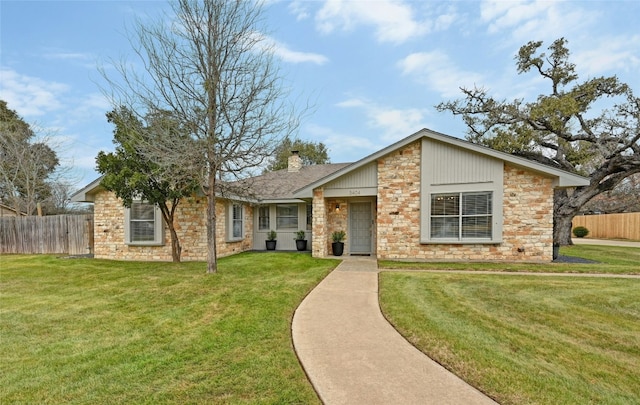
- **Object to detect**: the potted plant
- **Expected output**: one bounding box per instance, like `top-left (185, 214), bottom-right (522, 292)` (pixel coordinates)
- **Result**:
top-left (265, 230), bottom-right (277, 250)
top-left (294, 230), bottom-right (307, 251)
top-left (331, 230), bottom-right (346, 256)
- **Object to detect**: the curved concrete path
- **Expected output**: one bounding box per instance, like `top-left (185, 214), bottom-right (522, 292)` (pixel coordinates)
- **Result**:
top-left (292, 257), bottom-right (497, 405)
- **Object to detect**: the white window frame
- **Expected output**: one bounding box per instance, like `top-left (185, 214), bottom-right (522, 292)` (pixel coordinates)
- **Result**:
top-left (421, 185), bottom-right (502, 244)
top-left (276, 204), bottom-right (298, 230)
top-left (430, 191), bottom-right (493, 241)
top-left (306, 204), bottom-right (313, 231)
top-left (258, 205), bottom-right (270, 231)
top-left (227, 203), bottom-right (244, 242)
top-left (124, 201), bottom-right (164, 246)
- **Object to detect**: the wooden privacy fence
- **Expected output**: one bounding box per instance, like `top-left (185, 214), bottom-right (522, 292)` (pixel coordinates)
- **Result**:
top-left (573, 212), bottom-right (640, 241)
top-left (0, 214), bottom-right (94, 255)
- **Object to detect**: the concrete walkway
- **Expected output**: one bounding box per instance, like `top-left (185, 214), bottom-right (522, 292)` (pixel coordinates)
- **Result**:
top-left (571, 238), bottom-right (640, 248)
top-left (292, 257), bottom-right (497, 405)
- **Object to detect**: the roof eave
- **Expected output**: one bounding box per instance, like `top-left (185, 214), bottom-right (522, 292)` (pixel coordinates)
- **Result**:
top-left (70, 177), bottom-right (104, 203)
top-left (294, 128), bottom-right (591, 195)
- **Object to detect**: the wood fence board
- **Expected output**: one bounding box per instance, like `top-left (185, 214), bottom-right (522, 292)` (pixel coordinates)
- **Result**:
top-left (0, 214), bottom-right (94, 255)
top-left (573, 212), bottom-right (640, 240)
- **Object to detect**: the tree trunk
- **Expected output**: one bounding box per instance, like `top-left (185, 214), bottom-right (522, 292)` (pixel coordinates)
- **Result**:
top-left (159, 203), bottom-right (182, 263)
top-left (206, 172), bottom-right (218, 274)
top-left (168, 224), bottom-right (182, 263)
top-left (553, 213), bottom-right (574, 246)
top-left (553, 188), bottom-right (582, 246)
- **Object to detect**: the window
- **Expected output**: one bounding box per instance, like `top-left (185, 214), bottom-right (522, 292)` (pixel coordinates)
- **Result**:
top-left (125, 201), bottom-right (163, 245)
top-left (276, 204), bottom-right (298, 229)
top-left (258, 206), bottom-right (270, 230)
top-left (430, 192), bottom-right (492, 240)
top-left (228, 203), bottom-right (243, 240)
top-left (306, 204), bottom-right (312, 230)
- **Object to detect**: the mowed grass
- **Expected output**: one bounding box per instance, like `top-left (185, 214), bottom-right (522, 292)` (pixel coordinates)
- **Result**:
top-left (379, 246), bottom-right (640, 404)
top-left (0, 253), bottom-right (338, 404)
top-left (379, 244), bottom-right (640, 274)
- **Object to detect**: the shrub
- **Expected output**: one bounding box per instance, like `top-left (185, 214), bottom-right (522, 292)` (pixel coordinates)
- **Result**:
top-left (573, 226), bottom-right (589, 238)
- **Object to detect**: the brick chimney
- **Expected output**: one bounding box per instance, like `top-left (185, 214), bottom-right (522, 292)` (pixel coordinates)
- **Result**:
top-left (288, 150), bottom-right (302, 172)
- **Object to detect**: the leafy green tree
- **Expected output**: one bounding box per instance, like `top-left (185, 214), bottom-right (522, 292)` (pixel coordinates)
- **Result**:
top-left (436, 38), bottom-right (640, 245)
top-left (265, 137), bottom-right (330, 171)
top-left (96, 107), bottom-right (198, 262)
top-left (0, 100), bottom-right (59, 215)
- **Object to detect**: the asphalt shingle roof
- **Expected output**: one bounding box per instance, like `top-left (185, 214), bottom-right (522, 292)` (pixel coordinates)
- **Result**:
top-left (237, 163), bottom-right (351, 201)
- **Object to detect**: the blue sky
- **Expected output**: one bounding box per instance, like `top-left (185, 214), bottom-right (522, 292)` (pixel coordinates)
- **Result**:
top-left (2, 0), bottom-right (639, 187)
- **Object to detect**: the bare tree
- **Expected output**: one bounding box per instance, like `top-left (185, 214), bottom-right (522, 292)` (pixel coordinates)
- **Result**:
top-left (1, 101), bottom-right (60, 216)
top-left (101, 0), bottom-right (298, 272)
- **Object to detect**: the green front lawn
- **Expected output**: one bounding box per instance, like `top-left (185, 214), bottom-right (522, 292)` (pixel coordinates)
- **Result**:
top-left (0, 253), bottom-right (338, 404)
top-left (379, 246), bottom-right (640, 404)
top-left (379, 245), bottom-right (640, 274)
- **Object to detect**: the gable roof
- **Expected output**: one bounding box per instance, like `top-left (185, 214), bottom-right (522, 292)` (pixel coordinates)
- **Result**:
top-left (293, 128), bottom-right (590, 198)
top-left (70, 164), bottom-right (351, 204)
top-left (72, 128), bottom-right (590, 204)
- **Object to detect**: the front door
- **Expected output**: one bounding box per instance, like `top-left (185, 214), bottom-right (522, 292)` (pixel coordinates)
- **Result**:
top-left (350, 202), bottom-right (372, 254)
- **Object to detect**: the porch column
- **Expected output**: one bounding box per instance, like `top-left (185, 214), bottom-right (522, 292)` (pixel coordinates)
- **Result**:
top-left (312, 188), bottom-right (327, 257)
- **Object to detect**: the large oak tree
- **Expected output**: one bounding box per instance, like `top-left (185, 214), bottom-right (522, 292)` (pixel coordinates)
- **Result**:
top-left (436, 38), bottom-right (640, 245)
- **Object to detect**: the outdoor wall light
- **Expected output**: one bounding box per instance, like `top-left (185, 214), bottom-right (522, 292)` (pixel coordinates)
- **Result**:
top-left (335, 204), bottom-right (340, 212)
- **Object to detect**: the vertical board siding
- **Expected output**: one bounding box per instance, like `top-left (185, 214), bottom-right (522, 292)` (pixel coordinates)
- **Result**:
top-left (425, 139), bottom-right (501, 185)
top-left (0, 214), bottom-right (93, 255)
top-left (572, 212), bottom-right (640, 240)
top-left (325, 162), bottom-right (377, 189)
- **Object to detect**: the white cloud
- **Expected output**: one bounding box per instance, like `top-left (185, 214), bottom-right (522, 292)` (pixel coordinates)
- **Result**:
top-left (315, 0), bottom-right (429, 44)
top-left (479, 0), bottom-right (597, 44)
top-left (288, 1), bottom-right (311, 21)
top-left (43, 51), bottom-right (93, 62)
top-left (335, 98), bottom-right (366, 108)
top-left (573, 35), bottom-right (640, 78)
top-left (68, 93), bottom-right (111, 125)
top-left (271, 40), bottom-right (329, 65)
top-left (397, 51), bottom-right (485, 98)
top-left (305, 123), bottom-right (380, 162)
top-left (336, 96), bottom-right (428, 142)
top-left (0, 68), bottom-right (68, 117)
top-left (255, 34), bottom-right (328, 65)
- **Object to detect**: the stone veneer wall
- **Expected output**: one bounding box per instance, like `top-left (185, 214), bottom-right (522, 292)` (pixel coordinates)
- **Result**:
top-left (93, 190), bottom-right (253, 261)
top-left (325, 197), bottom-right (349, 255)
top-left (311, 188), bottom-right (327, 257)
top-left (376, 140), bottom-right (554, 261)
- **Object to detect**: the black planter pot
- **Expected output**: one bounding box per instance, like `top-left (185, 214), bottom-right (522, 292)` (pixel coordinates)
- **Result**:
top-left (266, 240), bottom-right (277, 251)
top-left (295, 239), bottom-right (307, 251)
top-left (331, 242), bottom-right (344, 256)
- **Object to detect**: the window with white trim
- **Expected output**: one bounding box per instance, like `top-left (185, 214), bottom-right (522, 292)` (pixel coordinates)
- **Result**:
top-left (228, 203), bottom-right (244, 240)
top-left (258, 206), bottom-right (270, 230)
top-left (306, 204), bottom-right (312, 231)
top-left (125, 201), bottom-right (164, 245)
top-left (430, 192), bottom-right (492, 240)
top-left (276, 204), bottom-right (298, 229)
